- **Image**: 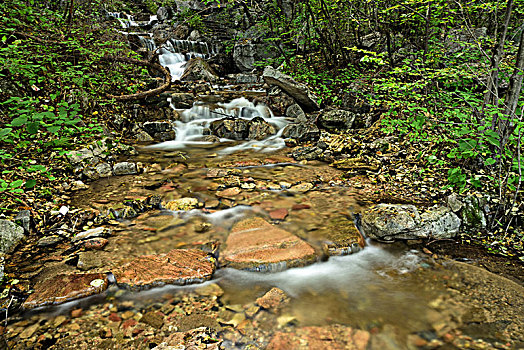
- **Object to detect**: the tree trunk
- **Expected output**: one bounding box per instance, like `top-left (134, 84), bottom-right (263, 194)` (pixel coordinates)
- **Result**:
top-left (484, 0), bottom-right (513, 112)
top-left (500, 28), bottom-right (524, 147)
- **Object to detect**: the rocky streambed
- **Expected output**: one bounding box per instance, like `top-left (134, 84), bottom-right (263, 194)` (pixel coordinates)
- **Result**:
top-left (3, 132), bottom-right (524, 349)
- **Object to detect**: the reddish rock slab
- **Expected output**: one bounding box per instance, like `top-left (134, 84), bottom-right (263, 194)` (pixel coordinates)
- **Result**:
top-left (292, 203), bottom-right (311, 210)
top-left (221, 217), bottom-right (316, 271)
top-left (78, 237), bottom-right (108, 250)
top-left (113, 249), bottom-right (216, 290)
top-left (269, 208), bottom-right (289, 220)
top-left (267, 324), bottom-right (370, 350)
top-left (23, 273), bottom-right (108, 309)
top-left (216, 187), bottom-right (241, 198)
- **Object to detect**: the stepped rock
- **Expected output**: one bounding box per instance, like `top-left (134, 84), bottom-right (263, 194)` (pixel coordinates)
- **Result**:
top-left (222, 217), bottom-right (316, 271)
top-left (113, 249), bottom-right (216, 290)
top-left (23, 273), bottom-right (108, 309)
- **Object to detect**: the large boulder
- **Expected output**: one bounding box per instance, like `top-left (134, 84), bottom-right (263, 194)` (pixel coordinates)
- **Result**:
top-left (282, 123), bottom-right (320, 142)
top-left (0, 219), bottom-right (25, 254)
top-left (285, 104), bottom-right (307, 123)
top-left (180, 57), bottom-right (219, 82)
top-left (314, 216), bottom-right (365, 256)
top-left (221, 217), bottom-right (316, 271)
top-left (263, 66), bottom-right (320, 112)
top-left (318, 110), bottom-right (356, 130)
top-left (157, 6), bottom-right (177, 22)
top-left (361, 204), bottom-right (461, 241)
top-left (142, 121), bottom-right (176, 141)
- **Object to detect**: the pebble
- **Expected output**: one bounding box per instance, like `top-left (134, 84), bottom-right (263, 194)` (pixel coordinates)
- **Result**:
top-left (71, 309), bottom-right (83, 318)
top-left (269, 208), bottom-right (289, 220)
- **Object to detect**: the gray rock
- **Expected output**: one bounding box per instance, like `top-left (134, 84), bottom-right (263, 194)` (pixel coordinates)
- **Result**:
top-left (291, 146), bottom-right (324, 161)
top-left (14, 210), bottom-right (31, 233)
top-left (95, 163), bottom-right (113, 178)
top-left (282, 123), bottom-right (320, 142)
top-left (170, 93), bottom-right (194, 109)
top-left (37, 235), bottom-right (63, 248)
top-left (263, 66), bottom-right (320, 112)
top-left (72, 227), bottom-right (111, 243)
top-left (361, 204), bottom-right (461, 241)
top-left (285, 104), bottom-right (307, 123)
top-left (69, 148), bottom-right (94, 165)
top-left (157, 6), bottom-right (176, 22)
top-left (318, 110), bottom-right (356, 130)
top-left (233, 42), bottom-right (256, 72)
top-left (0, 220), bottom-right (25, 254)
top-left (142, 121), bottom-right (176, 141)
top-left (462, 196), bottom-right (487, 228)
top-left (180, 58), bottom-right (219, 82)
top-left (113, 162), bottom-right (138, 176)
top-left (188, 30), bottom-right (202, 41)
top-left (210, 117), bottom-right (276, 140)
top-left (135, 129), bottom-right (155, 142)
top-left (446, 193), bottom-right (464, 212)
top-left (231, 73), bottom-right (259, 84)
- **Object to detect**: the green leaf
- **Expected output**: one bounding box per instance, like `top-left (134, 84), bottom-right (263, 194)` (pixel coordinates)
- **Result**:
top-left (47, 125), bottom-right (61, 133)
top-left (0, 128), bottom-right (12, 138)
top-left (484, 158), bottom-right (496, 166)
top-left (10, 116), bottom-right (28, 126)
top-left (26, 121), bottom-right (40, 134)
top-left (25, 179), bottom-right (36, 188)
top-left (9, 180), bottom-right (24, 188)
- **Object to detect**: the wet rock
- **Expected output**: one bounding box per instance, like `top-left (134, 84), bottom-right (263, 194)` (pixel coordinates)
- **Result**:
top-left (155, 327), bottom-right (222, 349)
top-left (318, 110), bottom-right (356, 130)
top-left (181, 57), bottom-right (219, 82)
top-left (361, 204), bottom-right (461, 241)
top-left (248, 117), bottom-right (277, 140)
top-left (164, 197), bottom-right (199, 211)
top-left (263, 66), bottom-right (320, 112)
top-left (77, 251), bottom-right (103, 271)
top-left (316, 216), bottom-right (365, 256)
top-left (256, 287), bottom-right (289, 312)
top-left (291, 146), bottom-right (324, 161)
top-left (332, 157), bottom-right (380, 172)
top-left (23, 273), bottom-right (108, 309)
top-left (78, 237), bottom-right (108, 250)
top-left (113, 249), bottom-right (216, 290)
top-left (288, 182), bottom-right (314, 193)
top-left (285, 104), bottom-right (307, 123)
top-left (282, 123), bottom-right (320, 142)
top-left (113, 162), bottom-right (138, 176)
top-left (0, 219), bottom-right (25, 254)
top-left (170, 92), bottom-right (194, 109)
top-left (72, 227), bottom-right (111, 243)
top-left (140, 311), bottom-right (164, 329)
top-left (69, 148), bottom-right (94, 165)
top-left (232, 73), bottom-right (259, 84)
top-left (96, 162), bottom-right (113, 178)
top-left (210, 117), bottom-right (250, 140)
top-left (142, 121), bottom-right (176, 141)
top-left (36, 235), bottom-right (63, 248)
top-left (269, 208), bottom-right (288, 220)
top-left (462, 196), bottom-right (487, 228)
top-left (221, 217), bottom-right (316, 270)
top-left (217, 187), bottom-right (241, 198)
top-left (172, 24), bottom-right (190, 39)
top-left (233, 42), bottom-right (256, 72)
top-left (14, 210), bottom-right (31, 233)
top-left (267, 324), bottom-right (370, 350)
top-left (195, 283), bottom-right (224, 297)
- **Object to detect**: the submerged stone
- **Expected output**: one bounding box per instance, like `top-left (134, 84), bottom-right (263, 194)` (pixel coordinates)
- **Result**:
top-left (23, 273), bottom-right (108, 309)
top-left (113, 249), bottom-right (216, 290)
top-left (315, 216), bottom-right (365, 256)
top-left (267, 324), bottom-right (370, 350)
top-left (221, 217), bottom-right (316, 271)
top-left (164, 197), bottom-right (199, 211)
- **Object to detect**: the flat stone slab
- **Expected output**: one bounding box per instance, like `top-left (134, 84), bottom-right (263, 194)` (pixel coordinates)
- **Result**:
top-left (114, 249), bottom-right (216, 290)
top-left (23, 273), bottom-right (108, 309)
top-left (267, 324), bottom-right (370, 350)
top-left (221, 217), bottom-right (316, 271)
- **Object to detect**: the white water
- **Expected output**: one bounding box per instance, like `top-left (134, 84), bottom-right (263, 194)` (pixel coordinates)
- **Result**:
top-left (147, 97), bottom-right (289, 154)
top-left (107, 12), bottom-right (157, 29)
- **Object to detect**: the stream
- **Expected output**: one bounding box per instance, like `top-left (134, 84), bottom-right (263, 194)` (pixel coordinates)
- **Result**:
top-left (4, 12), bottom-right (524, 350)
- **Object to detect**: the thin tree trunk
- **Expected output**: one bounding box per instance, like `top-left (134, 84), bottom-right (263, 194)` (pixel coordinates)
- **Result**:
top-left (484, 0), bottom-right (513, 113)
top-left (500, 28), bottom-right (524, 147)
